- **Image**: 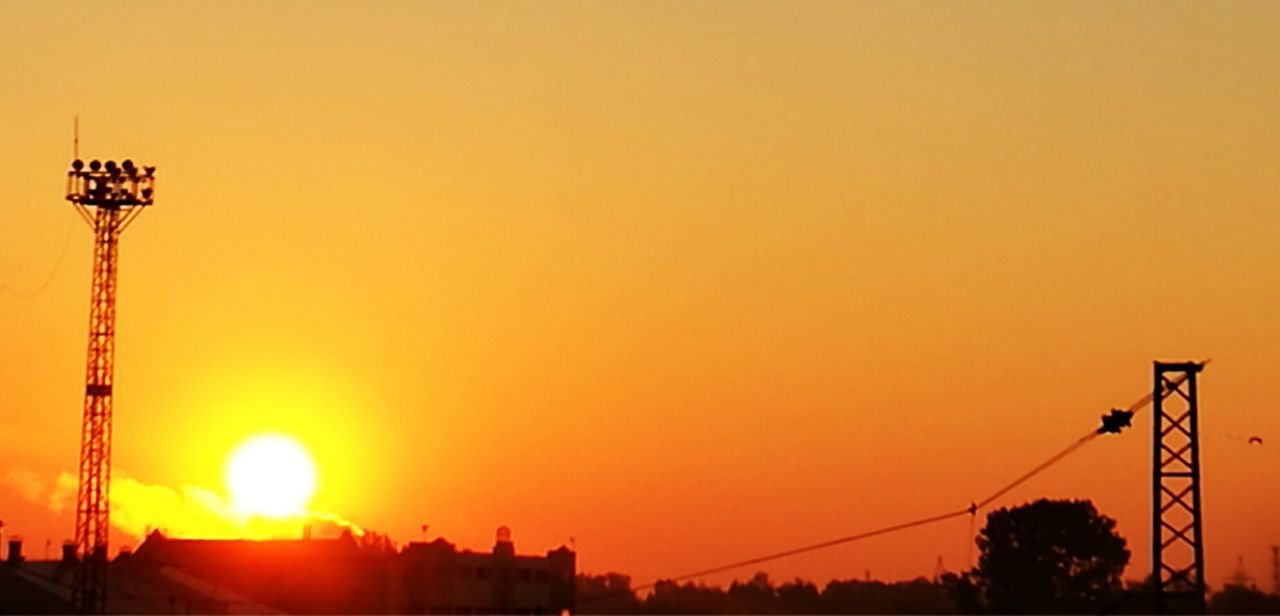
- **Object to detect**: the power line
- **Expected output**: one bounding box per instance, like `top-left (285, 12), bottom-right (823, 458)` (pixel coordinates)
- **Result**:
top-left (0, 211), bottom-right (77, 300)
top-left (581, 363), bottom-right (1208, 604)
top-left (975, 432), bottom-right (1096, 510)
top-left (629, 508), bottom-right (973, 594)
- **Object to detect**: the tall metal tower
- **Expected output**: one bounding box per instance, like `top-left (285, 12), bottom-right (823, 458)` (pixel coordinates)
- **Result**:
top-left (65, 158), bottom-right (155, 614)
top-left (1152, 361), bottom-right (1206, 614)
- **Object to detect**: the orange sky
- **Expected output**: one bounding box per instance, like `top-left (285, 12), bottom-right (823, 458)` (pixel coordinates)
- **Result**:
top-left (2, 0), bottom-right (1279, 591)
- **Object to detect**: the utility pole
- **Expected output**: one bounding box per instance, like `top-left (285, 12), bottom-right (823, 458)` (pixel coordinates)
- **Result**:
top-left (65, 157), bottom-right (156, 614)
top-left (1152, 361), bottom-right (1206, 614)
top-left (1271, 545), bottom-right (1278, 596)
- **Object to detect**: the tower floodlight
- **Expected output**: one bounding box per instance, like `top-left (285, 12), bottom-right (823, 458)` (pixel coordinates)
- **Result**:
top-left (65, 157), bottom-right (156, 614)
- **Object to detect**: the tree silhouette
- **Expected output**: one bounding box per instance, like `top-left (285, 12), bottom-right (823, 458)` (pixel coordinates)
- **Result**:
top-left (775, 579), bottom-right (820, 614)
top-left (973, 499), bottom-right (1129, 614)
top-left (726, 572), bottom-right (778, 613)
top-left (644, 579), bottom-right (729, 614)
top-left (577, 573), bottom-right (644, 614)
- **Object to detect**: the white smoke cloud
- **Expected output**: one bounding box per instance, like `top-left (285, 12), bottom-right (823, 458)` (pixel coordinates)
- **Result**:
top-left (5, 468), bottom-right (364, 541)
top-left (49, 472), bottom-right (76, 515)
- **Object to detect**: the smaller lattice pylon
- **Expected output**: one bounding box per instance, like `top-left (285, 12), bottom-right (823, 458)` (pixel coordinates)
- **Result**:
top-left (1152, 361), bottom-right (1207, 615)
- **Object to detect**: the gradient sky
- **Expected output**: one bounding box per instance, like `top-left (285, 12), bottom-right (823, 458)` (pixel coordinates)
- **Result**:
top-left (2, 0), bottom-right (1279, 590)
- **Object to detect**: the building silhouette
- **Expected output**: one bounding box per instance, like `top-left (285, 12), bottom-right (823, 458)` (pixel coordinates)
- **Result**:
top-left (0, 527), bottom-right (574, 615)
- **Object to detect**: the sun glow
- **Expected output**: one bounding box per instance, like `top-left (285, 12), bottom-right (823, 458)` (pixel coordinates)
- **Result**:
top-left (226, 434), bottom-right (318, 518)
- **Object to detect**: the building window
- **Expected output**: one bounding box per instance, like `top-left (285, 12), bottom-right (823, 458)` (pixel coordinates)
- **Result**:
top-left (535, 571), bottom-right (550, 583)
top-left (476, 566), bottom-right (490, 580)
top-left (517, 568), bottom-right (533, 582)
top-left (457, 566), bottom-right (472, 579)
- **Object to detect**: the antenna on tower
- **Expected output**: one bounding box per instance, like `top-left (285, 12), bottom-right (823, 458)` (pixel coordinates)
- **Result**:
top-left (73, 117), bottom-right (79, 159)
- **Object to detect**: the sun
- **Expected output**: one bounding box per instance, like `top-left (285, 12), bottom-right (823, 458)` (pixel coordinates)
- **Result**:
top-left (226, 434), bottom-right (318, 518)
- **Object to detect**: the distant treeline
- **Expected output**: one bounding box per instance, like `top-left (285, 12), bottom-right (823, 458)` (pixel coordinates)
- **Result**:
top-left (576, 571), bottom-right (1280, 615)
top-left (577, 572), bottom-right (957, 614)
top-left (574, 498), bottom-right (1280, 615)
